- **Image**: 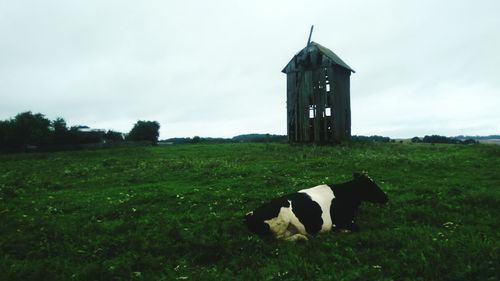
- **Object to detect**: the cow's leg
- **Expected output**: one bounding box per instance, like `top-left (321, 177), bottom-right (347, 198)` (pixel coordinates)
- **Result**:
top-left (265, 207), bottom-right (293, 240)
top-left (284, 233), bottom-right (308, 241)
top-left (265, 206), bottom-right (310, 241)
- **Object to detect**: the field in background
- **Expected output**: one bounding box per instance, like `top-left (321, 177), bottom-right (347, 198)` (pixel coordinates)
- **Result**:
top-left (1, 143), bottom-right (499, 280)
top-left (479, 139), bottom-right (500, 145)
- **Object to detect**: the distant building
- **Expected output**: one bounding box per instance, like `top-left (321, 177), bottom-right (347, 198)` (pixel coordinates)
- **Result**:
top-left (282, 40), bottom-right (354, 143)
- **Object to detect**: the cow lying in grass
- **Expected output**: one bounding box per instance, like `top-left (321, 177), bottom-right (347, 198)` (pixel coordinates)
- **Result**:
top-left (244, 172), bottom-right (388, 241)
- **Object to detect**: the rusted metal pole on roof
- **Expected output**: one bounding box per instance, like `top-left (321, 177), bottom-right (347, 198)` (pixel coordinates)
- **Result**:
top-left (307, 25), bottom-right (314, 46)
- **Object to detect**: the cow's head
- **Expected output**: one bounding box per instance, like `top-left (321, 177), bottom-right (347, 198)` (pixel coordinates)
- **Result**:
top-left (243, 210), bottom-right (271, 237)
top-left (244, 198), bottom-right (289, 238)
top-left (353, 172), bottom-right (389, 204)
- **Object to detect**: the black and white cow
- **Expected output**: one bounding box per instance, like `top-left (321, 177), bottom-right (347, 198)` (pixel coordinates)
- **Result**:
top-left (243, 172), bottom-right (388, 241)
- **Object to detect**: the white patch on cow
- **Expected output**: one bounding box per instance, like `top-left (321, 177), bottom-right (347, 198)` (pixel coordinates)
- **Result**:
top-left (298, 184), bottom-right (335, 232)
top-left (264, 201), bottom-right (307, 240)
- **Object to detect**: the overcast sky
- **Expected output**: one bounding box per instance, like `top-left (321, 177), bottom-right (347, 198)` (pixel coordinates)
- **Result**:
top-left (1, 0), bottom-right (499, 139)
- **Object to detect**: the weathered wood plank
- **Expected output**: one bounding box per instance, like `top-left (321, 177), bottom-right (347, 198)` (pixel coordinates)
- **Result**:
top-left (344, 72), bottom-right (352, 138)
top-left (287, 73), bottom-right (298, 142)
top-left (313, 69), bottom-right (321, 143)
top-left (302, 70), bottom-right (312, 142)
top-left (320, 68), bottom-right (329, 142)
top-left (328, 67), bottom-right (340, 141)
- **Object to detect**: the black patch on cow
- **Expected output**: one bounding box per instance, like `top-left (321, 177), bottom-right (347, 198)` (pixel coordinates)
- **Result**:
top-left (328, 183), bottom-right (361, 231)
top-left (244, 216), bottom-right (270, 237)
top-left (330, 197), bottom-right (360, 230)
top-left (286, 192), bottom-right (323, 234)
top-left (244, 197), bottom-right (290, 237)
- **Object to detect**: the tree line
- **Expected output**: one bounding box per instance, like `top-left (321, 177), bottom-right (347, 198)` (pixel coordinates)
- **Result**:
top-left (163, 134), bottom-right (288, 144)
top-left (0, 111), bottom-right (160, 151)
top-left (411, 135), bottom-right (477, 144)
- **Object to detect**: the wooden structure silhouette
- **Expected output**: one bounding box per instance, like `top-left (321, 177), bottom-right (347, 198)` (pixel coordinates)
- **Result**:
top-left (282, 27), bottom-right (355, 143)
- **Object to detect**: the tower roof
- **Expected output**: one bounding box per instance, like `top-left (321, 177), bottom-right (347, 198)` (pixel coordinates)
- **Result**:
top-left (282, 41), bottom-right (355, 74)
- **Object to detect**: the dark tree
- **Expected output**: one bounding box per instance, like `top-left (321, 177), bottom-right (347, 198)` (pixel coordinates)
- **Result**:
top-left (104, 130), bottom-right (124, 142)
top-left (0, 120), bottom-right (14, 149)
top-left (11, 111), bottom-right (51, 148)
top-left (65, 126), bottom-right (104, 145)
top-left (52, 117), bottom-right (69, 145)
top-left (411, 137), bottom-right (422, 143)
top-left (423, 135), bottom-right (459, 144)
top-left (52, 117), bottom-right (67, 132)
top-left (127, 121), bottom-right (160, 144)
top-left (461, 139), bottom-right (478, 144)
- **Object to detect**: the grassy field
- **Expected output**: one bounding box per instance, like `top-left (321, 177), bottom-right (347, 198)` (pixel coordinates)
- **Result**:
top-left (1, 142), bottom-right (499, 281)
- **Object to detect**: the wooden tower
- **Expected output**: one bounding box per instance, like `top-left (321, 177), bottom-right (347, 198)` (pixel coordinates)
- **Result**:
top-left (282, 27), bottom-right (355, 143)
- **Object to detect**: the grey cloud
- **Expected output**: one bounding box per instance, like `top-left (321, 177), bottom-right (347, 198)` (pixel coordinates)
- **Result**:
top-left (1, 0), bottom-right (499, 138)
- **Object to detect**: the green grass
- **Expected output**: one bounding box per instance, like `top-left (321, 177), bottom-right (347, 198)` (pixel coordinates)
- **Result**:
top-left (1, 142), bottom-right (499, 281)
